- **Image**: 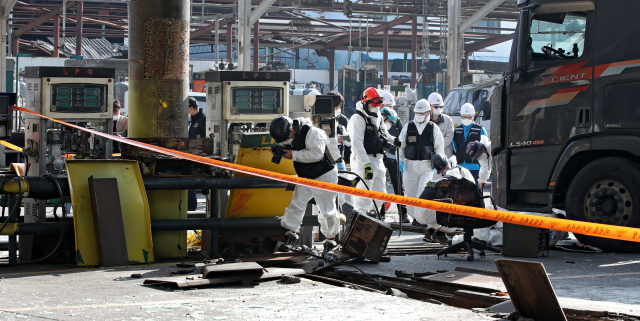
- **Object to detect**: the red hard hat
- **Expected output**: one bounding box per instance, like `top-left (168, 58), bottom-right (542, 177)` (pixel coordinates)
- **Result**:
top-left (361, 87), bottom-right (384, 107)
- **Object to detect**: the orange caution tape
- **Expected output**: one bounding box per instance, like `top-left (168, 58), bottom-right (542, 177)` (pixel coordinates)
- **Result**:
top-left (0, 140), bottom-right (23, 152)
top-left (14, 106), bottom-right (640, 244)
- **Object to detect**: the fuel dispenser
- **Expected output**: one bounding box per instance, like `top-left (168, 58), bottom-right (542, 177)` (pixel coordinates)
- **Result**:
top-left (21, 67), bottom-right (114, 258)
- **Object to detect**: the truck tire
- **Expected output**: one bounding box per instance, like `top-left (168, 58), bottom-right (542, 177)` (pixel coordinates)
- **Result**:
top-left (566, 157), bottom-right (640, 253)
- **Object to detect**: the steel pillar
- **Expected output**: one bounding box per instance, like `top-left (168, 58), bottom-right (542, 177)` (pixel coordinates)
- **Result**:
top-left (237, 0), bottom-right (250, 70)
top-left (447, 0), bottom-right (461, 93)
top-left (0, 16), bottom-right (6, 92)
top-left (253, 21), bottom-right (259, 71)
top-left (226, 22), bottom-right (232, 63)
top-left (328, 49), bottom-right (335, 90)
top-left (382, 28), bottom-right (388, 86)
top-left (76, 1), bottom-right (83, 56)
top-left (12, 36), bottom-right (17, 55)
top-left (53, 15), bottom-right (60, 57)
top-left (411, 16), bottom-right (417, 88)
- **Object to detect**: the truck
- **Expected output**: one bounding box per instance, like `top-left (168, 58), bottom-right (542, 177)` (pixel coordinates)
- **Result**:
top-left (491, 0), bottom-right (640, 252)
top-left (443, 79), bottom-right (498, 134)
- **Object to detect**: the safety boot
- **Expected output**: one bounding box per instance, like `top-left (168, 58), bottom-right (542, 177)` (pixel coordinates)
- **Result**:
top-left (280, 231), bottom-right (299, 252)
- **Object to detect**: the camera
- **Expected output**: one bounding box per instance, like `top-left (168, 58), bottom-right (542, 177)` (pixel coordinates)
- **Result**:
top-left (271, 143), bottom-right (285, 164)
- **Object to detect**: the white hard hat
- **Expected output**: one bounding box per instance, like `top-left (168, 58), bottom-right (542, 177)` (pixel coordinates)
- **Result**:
top-left (414, 99), bottom-right (431, 113)
top-left (428, 93), bottom-right (444, 107)
top-left (380, 91), bottom-right (395, 106)
top-left (460, 103), bottom-right (476, 116)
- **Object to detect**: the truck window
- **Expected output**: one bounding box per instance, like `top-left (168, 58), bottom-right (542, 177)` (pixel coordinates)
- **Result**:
top-left (443, 90), bottom-right (461, 115)
top-left (529, 12), bottom-right (586, 68)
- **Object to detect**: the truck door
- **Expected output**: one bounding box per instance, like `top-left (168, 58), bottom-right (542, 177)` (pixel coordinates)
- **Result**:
top-left (507, 2), bottom-right (595, 190)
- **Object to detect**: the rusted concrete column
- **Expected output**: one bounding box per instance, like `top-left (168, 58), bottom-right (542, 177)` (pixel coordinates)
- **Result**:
top-left (128, 0), bottom-right (190, 139)
top-left (383, 28), bottom-right (388, 86)
top-left (226, 22), bottom-right (232, 64)
top-left (76, 1), bottom-right (83, 56)
top-left (53, 15), bottom-right (60, 58)
top-left (411, 16), bottom-right (417, 88)
top-left (253, 21), bottom-right (259, 70)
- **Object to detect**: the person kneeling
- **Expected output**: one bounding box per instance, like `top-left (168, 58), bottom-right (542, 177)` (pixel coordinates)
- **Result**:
top-left (270, 116), bottom-right (341, 254)
top-left (414, 153), bottom-right (475, 245)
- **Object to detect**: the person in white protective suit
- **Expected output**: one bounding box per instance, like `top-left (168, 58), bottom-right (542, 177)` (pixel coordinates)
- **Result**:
top-left (398, 99), bottom-right (444, 225)
top-left (428, 93), bottom-right (455, 158)
top-left (269, 116), bottom-right (340, 254)
top-left (415, 153), bottom-right (475, 244)
top-left (466, 135), bottom-right (492, 191)
top-left (347, 87), bottom-right (400, 217)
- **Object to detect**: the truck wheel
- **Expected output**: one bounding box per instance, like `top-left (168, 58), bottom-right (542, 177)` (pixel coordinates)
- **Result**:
top-left (566, 157), bottom-right (640, 253)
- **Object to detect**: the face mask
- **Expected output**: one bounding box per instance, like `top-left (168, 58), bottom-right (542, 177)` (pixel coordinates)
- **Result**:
top-left (282, 138), bottom-right (294, 145)
top-left (369, 107), bottom-right (380, 114)
top-left (461, 118), bottom-right (473, 126)
top-left (112, 115), bottom-right (119, 121)
top-left (335, 109), bottom-right (341, 117)
top-left (432, 107), bottom-right (442, 116)
top-left (385, 122), bottom-right (392, 130)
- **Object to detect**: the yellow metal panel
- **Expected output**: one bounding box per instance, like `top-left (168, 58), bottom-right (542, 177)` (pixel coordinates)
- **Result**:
top-left (66, 160), bottom-right (154, 266)
top-left (147, 190), bottom-right (187, 259)
top-left (226, 133), bottom-right (295, 218)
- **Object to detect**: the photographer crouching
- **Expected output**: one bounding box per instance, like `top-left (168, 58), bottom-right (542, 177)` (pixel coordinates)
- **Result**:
top-left (269, 116), bottom-right (340, 255)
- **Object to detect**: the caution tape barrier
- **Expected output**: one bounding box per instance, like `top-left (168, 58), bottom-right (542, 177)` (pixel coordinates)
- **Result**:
top-left (12, 106), bottom-right (640, 244)
top-left (0, 140), bottom-right (23, 152)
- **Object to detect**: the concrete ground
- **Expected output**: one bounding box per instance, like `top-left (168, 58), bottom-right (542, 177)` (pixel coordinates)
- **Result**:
top-left (0, 262), bottom-right (488, 321)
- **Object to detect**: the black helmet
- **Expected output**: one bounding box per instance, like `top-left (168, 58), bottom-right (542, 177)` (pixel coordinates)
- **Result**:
top-left (466, 141), bottom-right (485, 162)
top-left (269, 116), bottom-right (293, 143)
top-left (431, 153), bottom-right (449, 173)
top-left (188, 97), bottom-right (198, 108)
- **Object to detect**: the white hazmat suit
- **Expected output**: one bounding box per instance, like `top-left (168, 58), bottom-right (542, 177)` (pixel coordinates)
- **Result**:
top-left (477, 135), bottom-right (492, 187)
top-left (280, 117), bottom-right (340, 239)
top-left (414, 156), bottom-right (474, 230)
top-left (398, 116), bottom-right (445, 220)
top-left (347, 101), bottom-right (395, 214)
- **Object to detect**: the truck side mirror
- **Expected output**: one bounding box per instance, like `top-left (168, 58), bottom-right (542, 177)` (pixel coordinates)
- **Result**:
top-left (516, 10), bottom-right (530, 72)
top-left (481, 101), bottom-right (491, 121)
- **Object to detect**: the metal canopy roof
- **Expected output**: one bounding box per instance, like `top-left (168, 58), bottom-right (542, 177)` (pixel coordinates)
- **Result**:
top-left (9, 0), bottom-right (520, 57)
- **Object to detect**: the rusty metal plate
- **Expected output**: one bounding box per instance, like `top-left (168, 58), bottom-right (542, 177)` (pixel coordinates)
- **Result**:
top-left (419, 271), bottom-right (506, 293)
top-left (238, 252), bottom-right (310, 264)
top-left (495, 259), bottom-right (567, 321)
top-left (202, 262), bottom-right (264, 279)
top-left (144, 267), bottom-right (305, 288)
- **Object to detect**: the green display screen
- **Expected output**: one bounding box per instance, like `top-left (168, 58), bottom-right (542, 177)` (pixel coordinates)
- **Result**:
top-left (262, 97), bottom-right (276, 103)
top-left (237, 91), bottom-right (251, 96)
top-left (236, 97), bottom-right (251, 103)
top-left (237, 103), bottom-right (251, 109)
top-left (50, 84), bottom-right (106, 113)
top-left (263, 91), bottom-right (276, 96)
top-left (230, 87), bottom-right (283, 115)
top-left (84, 88), bottom-right (101, 94)
top-left (263, 103), bottom-right (276, 109)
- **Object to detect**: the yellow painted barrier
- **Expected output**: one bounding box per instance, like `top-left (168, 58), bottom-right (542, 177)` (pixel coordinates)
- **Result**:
top-left (0, 140), bottom-right (22, 152)
top-left (14, 106), bottom-right (640, 244)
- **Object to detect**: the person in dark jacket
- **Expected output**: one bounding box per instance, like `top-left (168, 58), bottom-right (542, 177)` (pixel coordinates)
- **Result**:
top-left (187, 97), bottom-right (206, 211)
top-left (188, 97), bottom-right (206, 139)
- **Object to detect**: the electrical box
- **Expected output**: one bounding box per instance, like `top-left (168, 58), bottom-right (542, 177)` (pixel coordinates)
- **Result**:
top-left (0, 93), bottom-right (15, 139)
top-left (309, 95), bottom-right (336, 138)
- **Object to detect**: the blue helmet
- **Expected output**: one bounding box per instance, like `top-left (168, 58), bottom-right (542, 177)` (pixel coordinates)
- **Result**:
top-left (380, 107), bottom-right (398, 123)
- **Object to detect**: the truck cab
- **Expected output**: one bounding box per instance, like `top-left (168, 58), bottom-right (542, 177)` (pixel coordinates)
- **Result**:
top-left (491, 0), bottom-right (640, 252)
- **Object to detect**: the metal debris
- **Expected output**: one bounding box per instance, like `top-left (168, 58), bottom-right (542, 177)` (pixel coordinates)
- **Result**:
top-left (280, 275), bottom-right (301, 284)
